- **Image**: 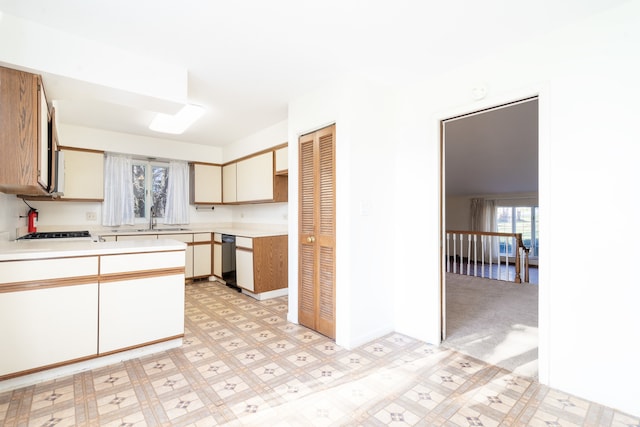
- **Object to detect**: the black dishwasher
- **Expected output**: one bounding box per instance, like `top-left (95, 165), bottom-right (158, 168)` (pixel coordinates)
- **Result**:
top-left (221, 234), bottom-right (239, 291)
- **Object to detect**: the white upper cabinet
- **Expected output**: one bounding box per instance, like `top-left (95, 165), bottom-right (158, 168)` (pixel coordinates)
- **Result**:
top-left (190, 163), bottom-right (221, 204)
top-left (222, 163), bottom-right (237, 203)
top-left (275, 146), bottom-right (288, 175)
top-left (60, 147), bottom-right (104, 200)
top-left (236, 152), bottom-right (274, 202)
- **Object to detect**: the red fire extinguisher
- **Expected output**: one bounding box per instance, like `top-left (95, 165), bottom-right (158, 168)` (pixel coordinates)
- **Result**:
top-left (28, 208), bottom-right (38, 233)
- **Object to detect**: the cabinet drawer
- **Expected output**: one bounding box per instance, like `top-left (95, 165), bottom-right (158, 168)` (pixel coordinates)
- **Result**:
top-left (193, 232), bottom-right (212, 242)
top-left (213, 233), bottom-right (222, 243)
top-left (100, 251), bottom-right (185, 274)
top-left (236, 236), bottom-right (253, 249)
top-left (0, 256), bottom-right (98, 284)
top-left (0, 283), bottom-right (98, 377)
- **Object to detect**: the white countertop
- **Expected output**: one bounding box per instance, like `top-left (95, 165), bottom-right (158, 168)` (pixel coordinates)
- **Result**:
top-left (98, 225), bottom-right (288, 238)
top-left (0, 238), bottom-right (186, 262)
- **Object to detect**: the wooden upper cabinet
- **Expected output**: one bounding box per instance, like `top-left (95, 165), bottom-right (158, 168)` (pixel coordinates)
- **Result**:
top-left (190, 162), bottom-right (222, 204)
top-left (0, 66), bottom-right (51, 195)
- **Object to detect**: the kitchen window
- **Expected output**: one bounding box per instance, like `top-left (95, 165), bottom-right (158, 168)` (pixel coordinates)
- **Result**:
top-left (132, 160), bottom-right (168, 221)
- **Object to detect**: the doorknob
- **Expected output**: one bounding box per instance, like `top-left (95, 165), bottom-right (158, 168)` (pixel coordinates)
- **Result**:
top-left (306, 236), bottom-right (315, 243)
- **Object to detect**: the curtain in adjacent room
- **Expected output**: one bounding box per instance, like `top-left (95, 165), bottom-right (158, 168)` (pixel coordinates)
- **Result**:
top-left (470, 198), bottom-right (499, 262)
top-left (102, 153), bottom-right (134, 226)
top-left (164, 160), bottom-right (190, 225)
top-left (470, 198), bottom-right (485, 231)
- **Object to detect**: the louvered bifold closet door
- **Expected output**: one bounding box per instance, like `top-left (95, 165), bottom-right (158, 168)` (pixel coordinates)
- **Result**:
top-left (298, 124), bottom-right (336, 339)
top-left (298, 132), bottom-right (316, 330)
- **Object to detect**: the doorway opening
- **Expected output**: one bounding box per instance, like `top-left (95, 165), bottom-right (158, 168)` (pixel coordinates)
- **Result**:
top-left (440, 97), bottom-right (539, 378)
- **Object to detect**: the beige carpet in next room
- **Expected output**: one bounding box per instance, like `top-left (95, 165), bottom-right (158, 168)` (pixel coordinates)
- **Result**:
top-left (443, 272), bottom-right (539, 379)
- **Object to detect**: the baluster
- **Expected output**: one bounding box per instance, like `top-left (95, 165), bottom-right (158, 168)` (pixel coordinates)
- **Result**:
top-left (504, 237), bottom-right (509, 281)
top-left (459, 233), bottom-right (464, 274)
top-left (473, 234), bottom-right (478, 276)
top-left (467, 234), bottom-right (472, 276)
top-left (488, 234), bottom-right (493, 279)
top-left (452, 233), bottom-right (457, 274)
top-left (481, 235), bottom-right (486, 278)
top-left (498, 236), bottom-right (503, 280)
top-left (514, 235), bottom-right (522, 283)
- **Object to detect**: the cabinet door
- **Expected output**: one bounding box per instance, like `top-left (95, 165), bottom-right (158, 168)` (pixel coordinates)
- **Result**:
top-left (193, 243), bottom-right (212, 277)
top-left (213, 242), bottom-right (222, 278)
top-left (0, 283), bottom-right (98, 377)
top-left (185, 245), bottom-right (194, 278)
top-left (37, 77), bottom-right (50, 192)
top-left (222, 163), bottom-right (237, 203)
top-left (275, 146), bottom-right (288, 174)
top-left (99, 274), bottom-right (184, 354)
top-left (0, 67), bottom-right (49, 195)
top-left (61, 148), bottom-right (104, 200)
top-left (191, 163), bottom-right (221, 204)
top-left (236, 152), bottom-right (273, 202)
top-left (236, 237), bottom-right (254, 291)
top-left (236, 249), bottom-right (254, 291)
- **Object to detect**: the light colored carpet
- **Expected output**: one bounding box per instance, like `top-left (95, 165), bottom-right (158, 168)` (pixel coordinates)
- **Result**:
top-left (443, 272), bottom-right (539, 379)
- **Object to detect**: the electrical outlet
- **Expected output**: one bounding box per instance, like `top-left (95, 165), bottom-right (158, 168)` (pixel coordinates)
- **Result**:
top-left (86, 211), bottom-right (97, 221)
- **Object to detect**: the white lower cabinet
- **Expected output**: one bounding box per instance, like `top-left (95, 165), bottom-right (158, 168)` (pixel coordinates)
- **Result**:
top-left (213, 233), bottom-right (222, 278)
top-left (99, 274), bottom-right (185, 354)
top-left (192, 233), bottom-right (212, 278)
top-left (0, 247), bottom-right (185, 380)
top-left (0, 283), bottom-right (98, 377)
top-left (236, 237), bottom-right (254, 291)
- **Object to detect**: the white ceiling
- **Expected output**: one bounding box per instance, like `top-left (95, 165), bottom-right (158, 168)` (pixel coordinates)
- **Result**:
top-left (444, 99), bottom-right (538, 196)
top-left (0, 0), bottom-right (627, 147)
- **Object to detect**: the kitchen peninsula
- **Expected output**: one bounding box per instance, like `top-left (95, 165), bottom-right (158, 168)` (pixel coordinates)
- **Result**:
top-left (0, 238), bottom-right (186, 389)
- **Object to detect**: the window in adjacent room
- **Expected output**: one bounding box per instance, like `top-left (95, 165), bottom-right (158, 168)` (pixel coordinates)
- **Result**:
top-left (132, 160), bottom-right (169, 221)
top-left (496, 206), bottom-right (539, 258)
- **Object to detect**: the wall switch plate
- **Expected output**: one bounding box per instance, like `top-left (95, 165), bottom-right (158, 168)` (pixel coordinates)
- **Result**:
top-left (86, 211), bottom-right (97, 221)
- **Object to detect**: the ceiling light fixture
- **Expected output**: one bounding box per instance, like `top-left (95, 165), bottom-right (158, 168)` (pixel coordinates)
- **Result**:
top-left (149, 104), bottom-right (205, 134)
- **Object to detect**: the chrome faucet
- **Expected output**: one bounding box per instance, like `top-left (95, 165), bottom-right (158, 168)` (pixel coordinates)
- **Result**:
top-left (149, 205), bottom-right (156, 230)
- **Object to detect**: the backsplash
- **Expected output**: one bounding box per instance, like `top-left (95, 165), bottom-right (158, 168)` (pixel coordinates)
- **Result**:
top-left (5, 198), bottom-right (288, 236)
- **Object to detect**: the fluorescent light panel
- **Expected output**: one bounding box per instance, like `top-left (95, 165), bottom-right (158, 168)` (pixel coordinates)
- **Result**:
top-left (149, 104), bottom-right (205, 134)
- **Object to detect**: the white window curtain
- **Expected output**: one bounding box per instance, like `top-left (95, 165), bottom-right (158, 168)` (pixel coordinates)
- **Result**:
top-left (102, 153), bottom-right (134, 226)
top-left (164, 160), bottom-right (190, 225)
top-left (469, 198), bottom-right (485, 231)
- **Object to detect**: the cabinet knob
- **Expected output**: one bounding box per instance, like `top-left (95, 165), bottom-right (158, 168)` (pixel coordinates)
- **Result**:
top-left (306, 236), bottom-right (315, 243)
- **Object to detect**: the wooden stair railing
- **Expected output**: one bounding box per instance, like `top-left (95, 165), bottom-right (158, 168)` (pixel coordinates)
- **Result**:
top-left (445, 230), bottom-right (530, 283)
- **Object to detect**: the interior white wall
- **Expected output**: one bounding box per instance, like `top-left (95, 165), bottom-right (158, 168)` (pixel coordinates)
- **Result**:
top-left (223, 120), bottom-right (287, 162)
top-left (287, 75), bottom-right (396, 349)
top-left (393, 0), bottom-right (640, 415)
top-left (0, 193), bottom-right (22, 240)
top-left (58, 124), bottom-right (222, 163)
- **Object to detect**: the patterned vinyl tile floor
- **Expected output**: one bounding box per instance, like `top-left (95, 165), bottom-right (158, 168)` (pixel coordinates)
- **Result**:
top-left (0, 280), bottom-right (638, 426)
